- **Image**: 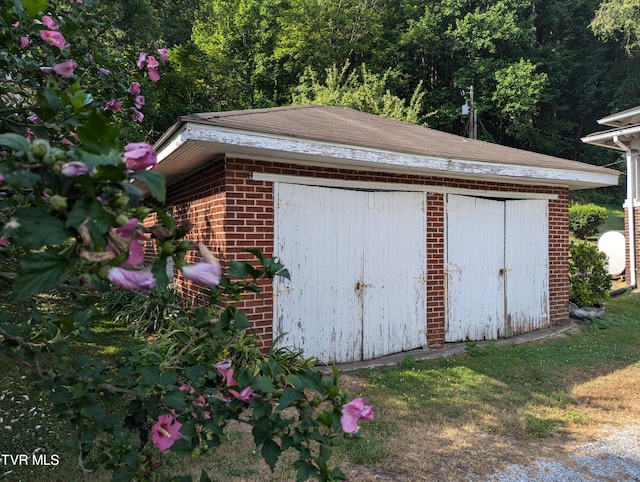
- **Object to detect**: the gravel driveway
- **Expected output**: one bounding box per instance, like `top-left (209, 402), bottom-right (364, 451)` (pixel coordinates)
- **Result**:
top-left (485, 424), bottom-right (640, 481)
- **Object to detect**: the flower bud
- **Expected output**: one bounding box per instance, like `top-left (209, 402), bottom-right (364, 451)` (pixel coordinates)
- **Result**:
top-left (134, 207), bottom-right (152, 219)
top-left (49, 194), bottom-right (67, 211)
top-left (115, 214), bottom-right (129, 226)
top-left (30, 139), bottom-right (50, 158)
top-left (42, 153), bottom-right (57, 165)
top-left (51, 161), bottom-right (64, 174)
top-left (52, 148), bottom-right (67, 162)
top-left (113, 194), bottom-right (130, 208)
top-left (161, 241), bottom-right (176, 255)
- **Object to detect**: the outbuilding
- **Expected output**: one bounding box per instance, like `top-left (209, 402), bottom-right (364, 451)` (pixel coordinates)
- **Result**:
top-left (152, 105), bottom-right (618, 364)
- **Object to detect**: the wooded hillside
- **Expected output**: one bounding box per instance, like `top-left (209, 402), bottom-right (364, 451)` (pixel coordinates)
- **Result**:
top-left (96, 0), bottom-right (639, 199)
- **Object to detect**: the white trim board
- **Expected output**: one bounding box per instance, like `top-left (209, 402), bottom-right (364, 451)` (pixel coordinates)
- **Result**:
top-left (178, 124), bottom-right (616, 189)
top-left (251, 172), bottom-right (559, 200)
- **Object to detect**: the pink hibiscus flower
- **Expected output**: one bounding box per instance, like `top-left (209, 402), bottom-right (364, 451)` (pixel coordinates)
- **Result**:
top-left (39, 30), bottom-right (69, 49)
top-left (123, 142), bottom-right (157, 170)
top-left (181, 262), bottom-right (222, 286)
top-left (107, 267), bottom-right (156, 291)
top-left (229, 386), bottom-right (258, 403)
top-left (151, 414), bottom-right (182, 453)
top-left (340, 397), bottom-right (374, 434)
top-left (107, 218), bottom-right (145, 266)
top-left (53, 59), bottom-right (77, 77)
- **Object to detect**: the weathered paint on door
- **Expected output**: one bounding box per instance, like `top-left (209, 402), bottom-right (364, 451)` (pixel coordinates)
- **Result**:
top-left (445, 194), bottom-right (549, 342)
top-left (445, 195), bottom-right (505, 341)
top-left (273, 183), bottom-right (427, 363)
top-left (504, 199), bottom-right (549, 335)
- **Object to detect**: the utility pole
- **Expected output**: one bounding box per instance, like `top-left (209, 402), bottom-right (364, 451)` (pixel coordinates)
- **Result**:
top-left (469, 85), bottom-right (477, 140)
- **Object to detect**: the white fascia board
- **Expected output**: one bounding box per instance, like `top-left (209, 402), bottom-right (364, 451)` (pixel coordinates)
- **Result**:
top-left (598, 106), bottom-right (640, 127)
top-left (156, 125), bottom-right (189, 162)
top-left (175, 123), bottom-right (617, 188)
top-left (582, 125), bottom-right (640, 149)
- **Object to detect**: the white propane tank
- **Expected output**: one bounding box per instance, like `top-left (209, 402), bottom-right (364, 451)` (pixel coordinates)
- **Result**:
top-left (597, 230), bottom-right (626, 276)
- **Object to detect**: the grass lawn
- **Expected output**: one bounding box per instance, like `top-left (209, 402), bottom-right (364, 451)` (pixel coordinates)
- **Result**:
top-left (598, 203), bottom-right (625, 234)
top-left (2, 285), bottom-right (640, 480)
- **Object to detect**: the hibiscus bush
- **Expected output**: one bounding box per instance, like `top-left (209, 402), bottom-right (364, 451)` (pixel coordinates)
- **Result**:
top-left (0, 1), bottom-right (372, 481)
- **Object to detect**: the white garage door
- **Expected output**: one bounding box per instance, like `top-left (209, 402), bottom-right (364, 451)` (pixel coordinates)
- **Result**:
top-left (445, 194), bottom-right (549, 342)
top-left (273, 183), bottom-right (427, 363)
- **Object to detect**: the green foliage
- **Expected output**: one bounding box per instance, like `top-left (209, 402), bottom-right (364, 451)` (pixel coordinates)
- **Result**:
top-left (591, 0), bottom-right (640, 55)
top-left (569, 203), bottom-right (609, 239)
top-left (492, 59), bottom-right (548, 141)
top-left (100, 287), bottom-right (183, 333)
top-left (0, 2), bottom-right (366, 480)
top-left (293, 62), bottom-right (425, 125)
top-left (569, 241), bottom-right (612, 307)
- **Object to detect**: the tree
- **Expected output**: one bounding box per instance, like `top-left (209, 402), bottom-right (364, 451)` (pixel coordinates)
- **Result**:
top-left (0, 1), bottom-right (371, 479)
top-left (292, 62), bottom-right (426, 125)
top-left (192, 0), bottom-right (285, 107)
top-left (492, 59), bottom-right (548, 146)
top-left (591, 0), bottom-right (640, 55)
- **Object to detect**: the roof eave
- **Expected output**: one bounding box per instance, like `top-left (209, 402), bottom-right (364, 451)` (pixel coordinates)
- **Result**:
top-left (581, 125), bottom-right (640, 150)
top-left (154, 123), bottom-right (618, 192)
top-left (597, 106), bottom-right (640, 128)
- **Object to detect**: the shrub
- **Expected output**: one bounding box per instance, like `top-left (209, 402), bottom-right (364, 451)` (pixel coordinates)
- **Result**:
top-left (569, 241), bottom-right (612, 307)
top-left (569, 203), bottom-right (608, 239)
top-left (100, 287), bottom-right (183, 334)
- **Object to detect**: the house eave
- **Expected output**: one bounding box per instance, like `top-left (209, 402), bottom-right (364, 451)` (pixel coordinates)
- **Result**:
top-left (155, 122), bottom-right (618, 192)
top-left (597, 106), bottom-right (640, 128)
top-left (581, 125), bottom-right (640, 150)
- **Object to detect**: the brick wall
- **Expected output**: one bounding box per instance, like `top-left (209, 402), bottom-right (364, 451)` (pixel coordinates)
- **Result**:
top-left (160, 155), bottom-right (570, 350)
top-left (624, 205), bottom-right (640, 285)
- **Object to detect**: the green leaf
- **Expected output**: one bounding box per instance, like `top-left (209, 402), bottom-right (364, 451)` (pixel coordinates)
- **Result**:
top-left (186, 365), bottom-right (207, 383)
top-left (82, 154), bottom-right (124, 173)
top-left (234, 309), bottom-right (249, 330)
top-left (13, 249), bottom-right (70, 300)
top-left (124, 181), bottom-right (143, 206)
top-left (198, 469), bottom-right (212, 482)
top-left (71, 382), bottom-right (89, 400)
top-left (70, 90), bottom-right (93, 112)
top-left (316, 409), bottom-right (334, 428)
top-left (4, 170), bottom-right (41, 188)
top-left (159, 372), bottom-right (178, 386)
top-left (294, 461), bottom-right (319, 482)
top-left (330, 467), bottom-right (348, 480)
top-left (0, 133), bottom-right (30, 152)
top-left (76, 111), bottom-right (120, 154)
top-left (129, 169), bottom-right (166, 203)
top-left (139, 366), bottom-right (160, 385)
top-left (42, 88), bottom-right (63, 115)
top-left (151, 257), bottom-right (169, 288)
top-left (252, 376), bottom-right (275, 395)
top-left (261, 438), bottom-right (281, 471)
top-left (162, 390), bottom-right (187, 411)
top-left (12, 208), bottom-right (74, 250)
top-left (252, 398), bottom-right (273, 420)
top-left (50, 389), bottom-right (70, 406)
top-left (22, 0), bottom-right (47, 17)
top-left (277, 387), bottom-right (305, 411)
top-left (227, 260), bottom-right (249, 280)
top-left (66, 199), bottom-right (109, 230)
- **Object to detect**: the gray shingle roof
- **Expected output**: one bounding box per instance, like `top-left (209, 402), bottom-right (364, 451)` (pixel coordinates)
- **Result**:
top-left (154, 105), bottom-right (619, 190)
top-left (183, 105), bottom-right (612, 173)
